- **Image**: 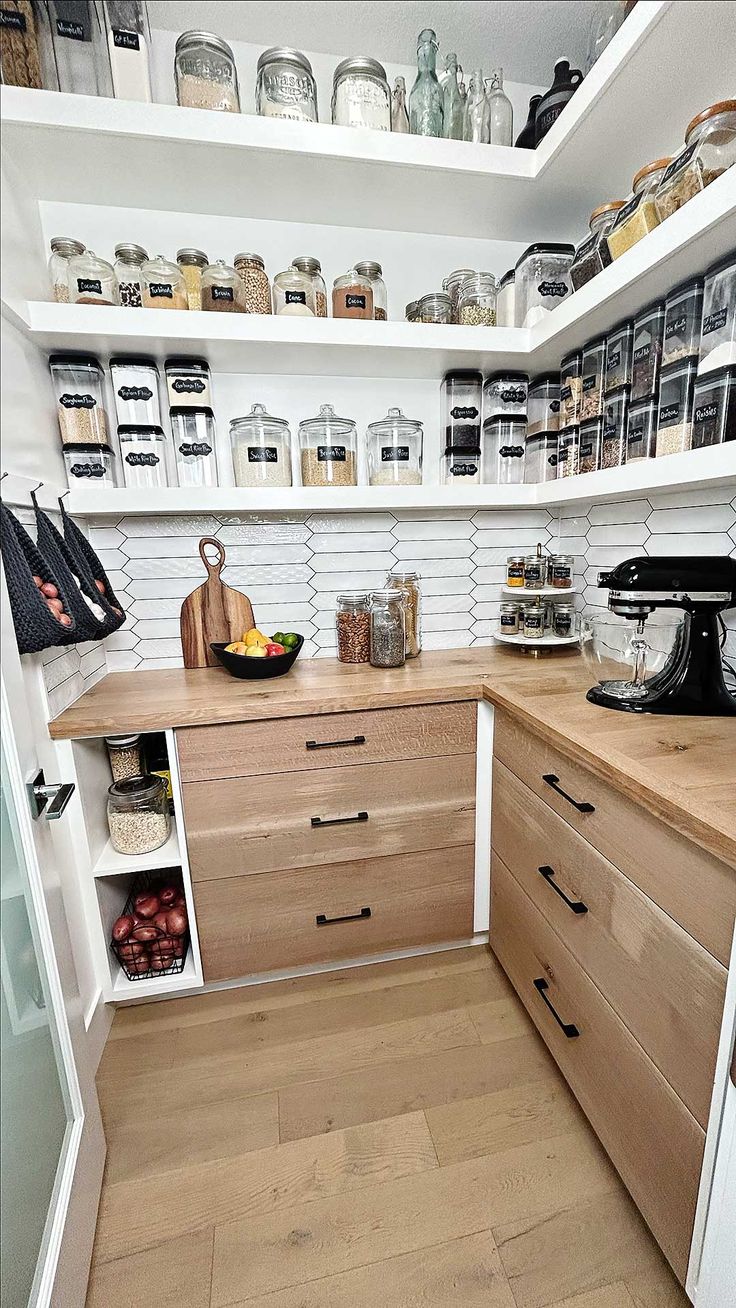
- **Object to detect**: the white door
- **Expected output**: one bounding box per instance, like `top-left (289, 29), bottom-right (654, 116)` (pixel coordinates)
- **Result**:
top-left (1, 582), bottom-right (105, 1307)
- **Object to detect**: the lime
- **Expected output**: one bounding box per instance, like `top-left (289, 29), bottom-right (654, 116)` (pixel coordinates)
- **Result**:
top-left (282, 632), bottom-right (299, 649)
top-left (272, 631), bottom-right (285, 644)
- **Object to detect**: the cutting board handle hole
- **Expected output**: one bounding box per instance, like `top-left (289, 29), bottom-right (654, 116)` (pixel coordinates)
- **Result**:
top-left (200, 536), bottom-right (225, 575)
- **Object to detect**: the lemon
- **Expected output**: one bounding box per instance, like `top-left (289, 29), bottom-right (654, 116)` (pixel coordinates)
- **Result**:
top-left (244, 628), bottom-right (268, 647)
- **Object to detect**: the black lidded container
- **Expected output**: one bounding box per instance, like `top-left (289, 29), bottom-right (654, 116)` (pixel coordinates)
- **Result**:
top-left (441, 369), bottom-right (483, 450)
top-left (631, 300), bottom-right (665, 401)
top-left (691, 366), bottom-right (736, 449)
top-left (662, 277), bottom-right (704, 369)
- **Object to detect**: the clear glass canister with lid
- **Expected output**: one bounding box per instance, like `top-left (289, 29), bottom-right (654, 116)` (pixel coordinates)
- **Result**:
top-left (176, 248), bottom-right (208, 311)
top-left (569, 202), bottom-right (623, 291)
top-left (367, 407), bottom-right (423, 485)
top-left (50, 353), bottom-right (108, 445)
top-left (291, 256), bottom-right (326, 317)
top-left (336, 593), bottom-right (370, 663)
top-left (443, 369), bottom-right (482, 448)
top-left (141, 255), bottom-right (188, 310)
top-left (105, 733), bottom-right (143, 782)
top-left (458, 272), bottom-right (497, 326)
top-left (663, 277), bottom-right (704, 367)
top-left (333, 270), bottom-right (374, 319)
top-left (655, 101), bottom-right (736, 222)
top-left (559, 351), bottom-right (582, 424)
top-left (165, 356), bottom-right (211, 408)
top-left (354, 260), bottom-right (387, 320)
top-left (527, 374), bottom-right (561, 434)
top-left (114, 242), bottom-right (148, 308)
top-left (234, 253), bottom-right (271, 315)
top-left (483, 372), bottom-right (528, 419)
top-left (369, 590), bottom-right (406, 668)
top-left (170, 406), bottom-right (218, 486)
top-left (299, 404), bottom-right (357, 486)
top-left (256, 46), bottom-right (317, 121)
top-left (482, 416), bottom-right (526, 484)
top-left (496, 269), bottom-right (515, 328)
top-left (107, 774), bottom-right (171, 855)
top-left (175, 30), bottom-right (239, 111)
top-left (514, 243), bottom-right (575, 328)
top-left (418, 292), bottom-right (452, 324)
top-left (230, 404), bottom-right (292, 488)
top-left (109, 356), bottom-right (160, 426)
top-left (604, 321), bottom-right (633, 391)
top-left (119, 425), bottom-right (168, 488)
top-left (386, 570), bottom-right (421, 657)
top-left (273, 267), bottom-right (315, 316)
top-left (580, 337), bottom-right (606, 419)
top-left (68, 250), bottom-right (119, 305)
top-left (49, 236), bottom-right (85, 303)
top-left (606, 158), bottom-right (671, 260)
top-left (47, 0), bottom-right (112, 96)
top-left (699, 257), bottom-right (736, 372)
top-left (201, 259), bottom-right (246, 312)
top-left (332, 56), bottom-right (390, 130)
top-left (442, 268), bottom-right (475, 323)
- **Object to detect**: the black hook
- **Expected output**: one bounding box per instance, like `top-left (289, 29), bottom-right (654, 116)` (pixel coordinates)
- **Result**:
top-left (30, 481), bottom-right (43, 508)
top-left (58, 490), bottom-right (70, 509)
top-left (0, 472), bottom-right (8, 482)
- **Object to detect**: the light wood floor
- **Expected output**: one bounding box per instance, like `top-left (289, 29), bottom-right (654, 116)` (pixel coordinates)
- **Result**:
top-left (88, 945), bottom-right (690, 1307)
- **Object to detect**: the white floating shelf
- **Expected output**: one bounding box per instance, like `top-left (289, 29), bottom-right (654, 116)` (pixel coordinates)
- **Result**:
top-left (494, 634), bottom-right (580, 647)
top-left (93, 817), bottom-right (181, 879)
top-left (106, 948), bottom-right (200, 1002)
top-left (501, 586), bottom-right (578, 598)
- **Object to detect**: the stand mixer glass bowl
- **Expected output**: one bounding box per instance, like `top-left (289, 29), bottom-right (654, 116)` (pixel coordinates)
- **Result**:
top-left (581, 613), bottom-right (684, 702)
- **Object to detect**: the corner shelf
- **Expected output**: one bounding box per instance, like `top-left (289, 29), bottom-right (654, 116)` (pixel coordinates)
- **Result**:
top-left (92, 816), bottom-right (180, 878)
top-left (106, 947), bottom-right (200, 1002)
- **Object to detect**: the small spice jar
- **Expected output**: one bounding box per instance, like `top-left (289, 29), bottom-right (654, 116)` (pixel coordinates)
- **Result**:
top-left (418, 292), bottom-right (452, 324)
top-left (332, 56), bottom-right (390, 131)
top-left (527, 374), bottom-right (561, 434)
top-left (606, 159), bottom-right (671, 260)
top-left (691, 367), bottom-right (736, 449)
top-left (441, 447), bottom-right (481, 484)
top-left (234, 253), bottom-right (271, 315)
top-left (229, 404), bottom-right (292, 489)
top-left (332, 270), bottom-right (374, 320)
top-left (49, 236), bottom-right (85, 303)
top-left (548, 555), bottom-right (573, 589)
top-left (256, 46), bottom-right (317, 122)
top-left (482, 416), bottom-right (526, 484)
top-left (107, 774), bottom-right (171, 855)
top-left (175, 30), bottom-right (240, 111)
top-left (522, 603), bottom-right (545, 639)
top-left (523, 553), bottom-right (546, 590)
top-left (663, 278), bottom-right (704, 367)
top-left (523, 434), bottom-right (558, 483)
top-left (63, 443), bottom-right (115, 488)
top-left (699, 257), bottom-right (736, 372)
top-left (569, 202), bottom-right (623, 291)
top-left (170, 406), bottom-right (219, 486)
top-left (67, 250), bottom-right (119, 306)
top-left (496, 269), bottom-right (515, 328)
top-left (580, 337), bottom-right (605, 419)
top-left (176, 248), bottom-right (208, 311)
top-left (141, 255), bottom-right (188, 310)
top-left (632, 302), bottom-right (665, 400)
top-left (165, 357), bottom-right (211, 408)
top-left (201, 259), bottom-right (247, 312)
top-left (369, 590), bottom-right (406, 668)
top-left (656, 358), bottom-right (698, 457)
top-left (386, 569), bottom-right (421, 657)
top-left (354, 260), bottom-right (387, 321)
top-left (626, 397), bottom-right (657, 462)
top-left (458, 273), bottom-right (497, 326)
top-left (110, 356), bottom-right (161, 427)
top-left (514, 243), bottom-right (575, 329)
top-left (335, 593), bottom-right (370, 664)
top-left (50, 353), bottom-right (108, 446)
top-left (291, 256), bottom-right (326, 317)
top-left (604, 321), bottom-right (633, 392)
top-left (119, 425), bottom-right (168, 489)
top-left (443, 369), bottom-right (482, 449)
top-left (405, 300), bottom-right (420, 322)
top-left (483, 372), bottom-right (528, 419)
top-left (553, 603), bottom-right (576, 639)
top-left (442, 268), bottom-right (475, 322)
top-left (299, 404), bottom-right (358, 486)
top-left (601, 386), bottom-right (629, 468)
top-left (559, 351), bottom-right (582, 424)
top-left (367, 407), bottom-right (423, 486)
top-left (105, 734), bottom-right (143, 783)
top-left (578, 417), bottom-right (602, 474)
top-left (655, 101), bottom-right (736, 222)
top-left (273, 266), bottom-right (315, 316)
top-left (506, 555), bottom-right (525, 587)
top-left (499, 603), bottom-right (520, 635)
top-left (556, 424), bottom-right (580, 477)
top-left (114, 242), bottom-right (148, 308)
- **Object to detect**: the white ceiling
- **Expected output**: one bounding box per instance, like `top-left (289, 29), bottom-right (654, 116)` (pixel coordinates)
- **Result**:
top-left (148, 0), bottom-right (601, 83)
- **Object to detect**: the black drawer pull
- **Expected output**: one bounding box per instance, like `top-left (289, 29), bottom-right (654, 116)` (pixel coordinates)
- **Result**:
top-left (306, 734), bottom-right (366, 751)
top-left (311, 811), bottom-right (368, 828)
top-left (533, 977), bottom-right (579, 1038)
top-left (542, 773), bottom-right (595, 814)
top-left (316, 907), bottom-right (371, 926)
top-left (538, 865), bottom-right (588, 915)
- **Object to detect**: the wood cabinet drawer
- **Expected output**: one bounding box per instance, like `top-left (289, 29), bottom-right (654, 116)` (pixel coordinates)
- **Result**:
top-left (176, 701), bottom-right (476, 782)
top-left (494, 710), bottom-right (736, 966)
top-left (194, 846), bottom-right (475, 981)
top-left (183, 754), bottom-right (476, 882)
top-left (492, 760), bottom-right (726, 1129)
top-left (490, 855), bottom-right (704, 1284)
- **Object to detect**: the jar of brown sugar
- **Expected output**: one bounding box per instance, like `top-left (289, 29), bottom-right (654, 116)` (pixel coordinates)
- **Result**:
top-left (332, 270), bottom-right (374, 319)
top-left (201, 259), bottom-right (246, 312)
top-left (141, 255), bottom-right (188, 310)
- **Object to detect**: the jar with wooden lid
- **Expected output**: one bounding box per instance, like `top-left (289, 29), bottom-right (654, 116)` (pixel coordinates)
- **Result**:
top-left (175, 30), bottom-right (239, 111)
top-left (655, 101), bottom-right (736, 221)
top-left (569, 201), bottom-right (623, 290)
top-left (386, 569), bottom-right (421, 656)
top-left (332, 270), bottom-right (374, 320)
top-left (234, 253), bottom-right (271, 314)
top-left (141, 255), bottom-right (188, 310)
top-left (606, 159), bottom-right (671, 260)
top-left (201, 259), bottom-right (246, 312)
top-left (299, 404), bottom-right (357, 486)
top-left (335, 593), bottom-right (370, 664)
top-left (176, 248), bottom-right (208, 310)
top-left (67, 250), bottom-right (119, 306)
top-left (49, 236), bottom-right (85, 303)
top-left (115, 242), bottom-right (148, 308)
top-left (273, 267), bottom-right (315, 316)
top-left (354, 260), bottom-right (387, 320)
top-left (291, 256), bottom-right (327, 317)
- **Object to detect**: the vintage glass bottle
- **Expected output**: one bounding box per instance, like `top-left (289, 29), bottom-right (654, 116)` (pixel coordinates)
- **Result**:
top-left (487, 68), bottom-right (513, 145)
top-left (391, 75), bottom-right (410, 133)
top-left (442, 52), bottom-right (464, 139)
top-left (409, 28), bottom-right (443, 138)
top-left (463, 69), bottom-right (489, 143)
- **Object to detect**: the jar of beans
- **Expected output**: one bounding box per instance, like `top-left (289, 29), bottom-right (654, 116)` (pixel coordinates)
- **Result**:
top-left (234, 252), bottom-right (272, 315)
top-left (114, 243), bottom-right (148, 308)
top-left (336, 593), bottom-right (370, 663)
top-left (106, 734), bottom-right (143, 782)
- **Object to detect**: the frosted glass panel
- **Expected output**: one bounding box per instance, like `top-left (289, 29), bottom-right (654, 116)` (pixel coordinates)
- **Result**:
top-left (1, 744), bottom-right (70, 1308)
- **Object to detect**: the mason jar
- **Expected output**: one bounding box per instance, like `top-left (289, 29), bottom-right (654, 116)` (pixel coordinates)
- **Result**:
top-left (521, 603), bottom-right (546, 638)
top-left (119, 425), bottom-right (168, 489)
top-left (234, 253), bottom-right (271, 315)
top-left (369, 590), bottom-right (406, 668)
top-left (175, 30), bottom-right (240, 111)
top-left (107, 774), bottom-right (171, 855)
top-left (366, 407), bottom-right (423, 486)
top-left (291, 256), bottom-right (327, 317)
top-left (505, 554), bottom-right (525, 587)
top-left (67, 250), bottom-right (119, 306)
top-left (523, 553), bottom-right (546, 589)
top-left (499, 603), bottom-right (520, 635)
top-left (458, 272), bottom-right (497, 326)
top-left (229, 404), bottom-right (292, 488)
top-left (273, 266), bottom-right (315, 316)
top-left (548, 554), bottom-right (573, 589)
top-left (176, 247), bottom-right (208, 311)
top-left (442, 268), bottom-right (475, 322)
top-left (170, 406), bottom-right (219, 486)
top-left (386, 569), bottom-right (421, 657)
top-left (105, 733), bottom-right (143, 783)
top-left (299, 404), bottom-right (357, 486)
top-left (335, 593), bottom-right (370, 664)
top-left (553, 603), bottom-right (576, 639)
top-left (141, 255), bottom-right (188, 310)
top-left (333, 270), bottom-right (374, 319)
top-left (256, 46), bottom-right (317, 122)
top-left (49, 236), bottom-right (85, 303)
top-left (201, 259), bottom-right (247, 312)
top-left (419, 292), bottom-right (452, 324)
top-left (331, 56), bottom-right (390, 131)
top-left (114, 242), bottom-right (148, 308)
top-left (354, 260), bottom-right (387, 320)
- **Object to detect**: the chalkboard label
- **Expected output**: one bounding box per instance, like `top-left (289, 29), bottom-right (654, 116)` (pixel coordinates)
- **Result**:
top-left (178, 442), bottom-right (212, 457)
top-left (113, 28), bottom-right (140, 50)
top-left (661, 142), bottom-right (697, 185)
top-left (703, 307), bottom-right (727, 336)
top-left (633, 342), bottom-right (651, 363)
top-left (665, 313), bottom-right (688, 341)
top-left (607, 348), bottom-right (621, 370)
top-left (77, 278), bottom-right (102, 295)
top-left (56, 18), bottom-right (85, 40)
top-left (659, 402), bottom-right (680, 426)
top-left (248, 447), bottom-right (278, 462)
top-left (172, 377), bottom-right (205, 394)
top-left (148, 282), bottom-right (173, 298)
top-left (317, 445), bottom-right (346, 462)
top-left (285, 290), bottom-right (306, 305)
top-left (694, 402), bottom-right (718, 425)
top-left (499, 445), bottom-right (524, 458)
top-left (448, 460), bottom-right (478, 477)
top-left (60, 392), bottom-right (96, 409)
top-left (500, 386), bottom-right (526, 405)
top-left (345, 294), bottom-right (367, 309)
top-left (381, 446), bottom-right (409, 462)
top-left (0, 9), bottom-right (26, 31)
top-left (537, 280), bottom-right (568, 299)
top-left (450, 406), bottom-right (479, 420)
top-left (211, 285), bottom-right (234, 302)
top-left (118, 385), bottom-right (153, 402)
top-left (125, 451), bottom-right (160, 467)
top-left (70, 462), bottom-right (105, 478)
top-left (611, 191), bottom-right (642, 229)
top-left (582, 374), bottom-right (598, 392)
top-left (500, 613), bottom-right (517, 629)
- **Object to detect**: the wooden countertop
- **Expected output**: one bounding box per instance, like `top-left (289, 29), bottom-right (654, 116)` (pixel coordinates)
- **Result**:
top-left (48, 647), bottom-right (736, 868)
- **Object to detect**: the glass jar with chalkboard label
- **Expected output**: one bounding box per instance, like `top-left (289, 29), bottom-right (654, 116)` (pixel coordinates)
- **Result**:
top-left (170, 406), bottom-right (219, 487)
top-left (67, 249), bottom-right (119, 306)
top-left (367, 407), bottom-right (423, 486)
top-left (102, 0), bottom-right (151, 101)
top-left (141, 255), bottom-right (188, 310)
top-left (273, 267), bottom-right (316, 317)
top-left (569, 201), bottom-right (623, 291)
top-left (498, 603), bottom-right (520, 635)
top-left (201, 259), bottom-right (247, 313)
top-left (48, 0), bottom-right (112, 96)
top-left (230, 404), bottom-right (292, 488)
top-left (332, 269), bottom-right (374, 320)
top-left (299, 404), bottom-right (358, 486)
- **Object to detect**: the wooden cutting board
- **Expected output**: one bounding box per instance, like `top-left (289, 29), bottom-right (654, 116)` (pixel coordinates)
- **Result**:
top-left (180, 537), bottom-right (255, 668)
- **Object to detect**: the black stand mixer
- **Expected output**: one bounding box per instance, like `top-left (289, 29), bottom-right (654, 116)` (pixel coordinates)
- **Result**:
top-left (586, 555), bottom-right (736, 716)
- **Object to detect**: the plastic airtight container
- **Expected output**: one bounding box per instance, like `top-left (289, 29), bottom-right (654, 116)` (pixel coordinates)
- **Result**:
top-left (442, 370), bottom-right (483, 449)
top-left (367, 407), bottom-right (423, 485)
top-left (560, 351), bottom-right (582, 424)
top-left (299, 405), bottom-right (357, 486)
top-left (699, 257), bottom-right (736, 373)
top-left (690, 367), bottom-right (736, 449)
top-left (50, 353), bottom-right (109, 446)
top-left (631, 302), bottom-right (665, 401)
top-left (577, 417), bottom-right (602, 474)
top-left (170, 406), bottom-right (219, 486)
top-left (110, 356), bottom-right (161, 427)
top-left (600, 386), bottom-right (629, 469)
top-left (483, 372), bottom-right (528, 419)
top-left (441, 447), bottom-right (481, 484)
top-left (556, 424), bottom-right (579, 477)
top-left (523, 433), bottom-right (558, 482)
top-left (229, 404), bottom-right (293, 488)
top-left (164, 357), bottom-right (211, 408)
top-left (626, 397), bottom-right (657, 462)
top-left (527, 375), bottom-right (561, 435)
top-left (514, 243), bottom-right (575, 328)
top-left (662, 278), bottom-right (704, 368)
top-left (604, 321), bottom-right (633, 392)
top-left (655, 358), bottom-right (698, 457)
top-left (119, 425), bottom-right (168, 488)
top-left (63, 443), bottom-right (115, 488)
top-left (580, 337), bottom-right (605, 420)
top-left (482, 417), bottom-right (526, 484)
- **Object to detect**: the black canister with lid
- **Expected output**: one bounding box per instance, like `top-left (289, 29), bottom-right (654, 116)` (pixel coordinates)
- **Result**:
top-left (441, 369), bottom-right (483, 449)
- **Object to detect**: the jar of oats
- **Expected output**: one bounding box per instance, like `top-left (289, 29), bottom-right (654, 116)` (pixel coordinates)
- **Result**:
top-left (175, 30), bottom-right (240, 112)
top-left (107, 774), bottom-right (171, 855)
top-left (105, 734), bottom-right (143, 783)
top-left (299, 404), bottom-right (357, 486)
top-left (49, 236), bottom-right (85, 303)
top-left (176, 248), bottom-right (209, 310)
top-left (234, 253), bottom-right (271, 314)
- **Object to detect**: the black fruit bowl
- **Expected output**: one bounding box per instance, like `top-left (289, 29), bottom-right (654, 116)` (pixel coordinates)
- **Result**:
top-left (210, 636), bottom-right (304, 679)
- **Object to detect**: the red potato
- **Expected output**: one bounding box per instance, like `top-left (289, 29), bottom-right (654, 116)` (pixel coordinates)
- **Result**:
top-left (155, 935), bottom-right (178, 952)
top-left (126, 955), bottom-right (151, 976)
top-left (41, 581), bottom-right (58, 598)
top-left (158, 885), bottom-right (178, 906)
top-left (46, 598), bottom-right (64, 614)
top-left (32, 574), bottom-right (43, 587)
top-left (149, 954), bottom-right (174, 972)
top-left (58, 614), bottom-right (72, 627)
top-left (112, 913), bottom-right (135, 943)
top-left (152, 910), bottom-right (170, 934)
top-left (116, 940), bottom-right (146, 961)
top-left (134, 893), bottom-right (160, 919)
top-left (94, 579), bottom-right (105, 594)
top-left (165, 908), bottom-right (188, 937)
top-left (172, 939), bottom-right (186, 958)
top-left (172, 895), bottom-right (187, 910)
top-left (131, 923), bottom-right (160, 943)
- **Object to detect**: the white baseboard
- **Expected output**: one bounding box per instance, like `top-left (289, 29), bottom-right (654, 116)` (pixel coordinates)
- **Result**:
top-left (84, 988), bottom-right (113, 1072)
